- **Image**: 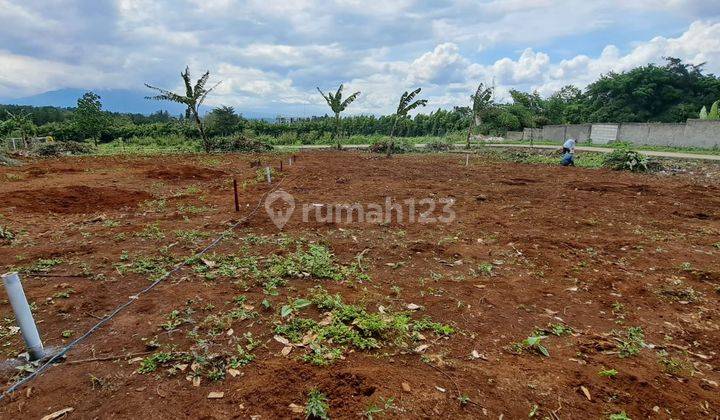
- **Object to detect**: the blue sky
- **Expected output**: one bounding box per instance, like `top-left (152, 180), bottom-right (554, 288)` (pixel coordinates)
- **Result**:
top-left (0, 0), bottom-right (719, 115)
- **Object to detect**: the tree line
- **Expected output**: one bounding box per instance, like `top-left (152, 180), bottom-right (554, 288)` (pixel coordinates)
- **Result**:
top-left (2, 57), bottom-right (719, 149)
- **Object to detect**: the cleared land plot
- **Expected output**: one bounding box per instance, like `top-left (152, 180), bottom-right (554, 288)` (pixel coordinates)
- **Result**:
top-left (0, 151), bottom-right (719, 419)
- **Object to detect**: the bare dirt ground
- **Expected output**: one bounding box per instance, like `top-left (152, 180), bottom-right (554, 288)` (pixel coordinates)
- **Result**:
top-left (0, 151), bottom-right (719, 419)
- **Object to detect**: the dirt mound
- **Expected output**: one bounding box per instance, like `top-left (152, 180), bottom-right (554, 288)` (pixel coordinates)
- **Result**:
top-left (4, 186), bottom-right (152, 214)
top-left (144, 165), bottom-right (227, 180)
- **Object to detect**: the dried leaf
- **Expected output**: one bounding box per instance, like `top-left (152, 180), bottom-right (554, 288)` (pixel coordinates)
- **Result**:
top-left (580, 385), bottom-right (591, 401)
top-left (281, 346), bottom-right (293, 356)
top-left (41, 408), bottom-right (74, 420)
top-left (274, 335), bottom-right (290, 346)
top-left (414, 344), bottom-right (429, 353)
top-left (207, 391), bottom-right (225, 399)
top-left (228, 369), bottom-right (241, 377)
top-left (406, 303), bottom-right (422, 311)
top-left (289, 403), bottom-right (304, 414)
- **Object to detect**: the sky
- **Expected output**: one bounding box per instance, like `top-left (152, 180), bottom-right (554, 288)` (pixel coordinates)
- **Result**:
top-left (1, 0), bottom-right (720, 116)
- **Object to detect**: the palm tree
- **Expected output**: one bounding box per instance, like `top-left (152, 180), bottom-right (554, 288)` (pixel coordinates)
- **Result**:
top-left (466, 83), bottom-right (493, 148)
top-left (145, 67), bottom-right (220, 152)
top-left (317, 84), bottom-right (360, 149)
top-left (387, 88), bottom-right (427, 157)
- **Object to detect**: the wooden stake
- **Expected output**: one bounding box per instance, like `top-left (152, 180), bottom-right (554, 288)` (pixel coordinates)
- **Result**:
top-left (465, 154), bottom-right (469, 166)
top-left (280, 160), bottom-right (283, 171)
top-left (233, 178), bottom-right (240, 212)
top-left (265, 167), bottom-right (272, 184)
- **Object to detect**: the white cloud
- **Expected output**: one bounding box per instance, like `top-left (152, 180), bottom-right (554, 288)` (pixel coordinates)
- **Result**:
top-left (0, 1), bottom-right (719, 115)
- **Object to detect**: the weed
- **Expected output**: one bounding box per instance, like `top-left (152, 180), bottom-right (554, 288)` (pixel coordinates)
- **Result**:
top-left (511, 335), bottom-right (549, 357)
top-left (598, 368), bottom-right (618, 378)
top-left (274, 287), bottom-right (454, 364)
top-left (656, 278), bottom-right (702, 303)
top-left (608, 412), bottom-right (631, 420)
top-left (658, 350), bottom-right (693, 377)
top-left (615, 327), bottom-right (645, 358)
top-left (53, 289), bottom-right (74, 299)
top-left (305, 389), bottom-right (330, 420)
top-left (0, 226), bottom-right (15, 241)
top-left (476, 262), bottom-right (493, 276)
top-left (27, 258), bottom-right (63, 273)
top-left (61, 330), bottom-right (73, 338)
top-left (138, 352), bottom-right (174, 373)
top-left (103, 219), bottom-right (120, 228)
top-left (281, 298), bottom-right (313, 318)
top-left (135, 224), bottom-right (165, 240)
top-left (175, 229), bottom-right (210, 243)
top-left (458, 394), bottom-right (471, 406)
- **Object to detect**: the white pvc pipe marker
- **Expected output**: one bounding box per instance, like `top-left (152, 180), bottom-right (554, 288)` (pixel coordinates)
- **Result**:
top-left (2, 272), bottom-right (45, 361)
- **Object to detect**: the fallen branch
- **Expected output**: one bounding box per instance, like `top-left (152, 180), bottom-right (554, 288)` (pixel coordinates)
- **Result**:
top-left (67, 351), bottom-right (152, 365)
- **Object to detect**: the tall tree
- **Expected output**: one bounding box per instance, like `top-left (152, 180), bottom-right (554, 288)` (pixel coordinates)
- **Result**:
top-left (207, 106), bottom-right (241, 136)
top-left (75, 92), bottom-right (108, 146)
top-left (317, 84), bottom-right (360, 149)
top-left (145, 67), bottom-right (220, 152)
top-left (466, 83), bottom-right (493, 148)
top-left (387, 88), bottom-right (427, 157)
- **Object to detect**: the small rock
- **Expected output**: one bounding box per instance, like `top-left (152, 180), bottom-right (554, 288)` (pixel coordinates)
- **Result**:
top-left (435, 386), bottom-right (446, 393)
top-left (475, 194), bottom-right (488, 202)
top-left (406, 303), bottom-right (422, 311)
top-left (207, 391), bottom-right (225, 399)
top-left (401, 382), bottom-right (411, 392)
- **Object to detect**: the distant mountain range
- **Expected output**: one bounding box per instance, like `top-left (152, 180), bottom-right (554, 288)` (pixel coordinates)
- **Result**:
top-left (0, 88), bottom-right (187, 115)
top-left (0, 88), bottom-right (317, 119)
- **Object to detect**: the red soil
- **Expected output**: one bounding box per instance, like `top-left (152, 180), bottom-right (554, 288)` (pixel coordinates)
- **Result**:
top-left (0, 152), bottom-right (718, 419)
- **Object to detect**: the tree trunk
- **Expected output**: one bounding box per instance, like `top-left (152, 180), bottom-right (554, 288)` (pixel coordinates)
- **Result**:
top-left (465, 119), bottom-right (474, 149)
top-left (192, 107), bottom-right (210, 153)
top-left (335, 113), bottom-right (341, 150)
top-left (386, 116), bottom-right (399, 158)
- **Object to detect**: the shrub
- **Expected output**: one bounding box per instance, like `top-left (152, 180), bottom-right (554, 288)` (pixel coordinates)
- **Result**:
top-left (34, 141), bottom-right (95, 157)
top-left (424, 137), bottom-right (454, 152)
top-left (211, 135), bottom-right (273, 153)
top-left (369, 138), bottom-right (414, 154)
top-left (0, 153), bottom-right (21, 166)
top-left (603, 148), bottom-right (651, 172)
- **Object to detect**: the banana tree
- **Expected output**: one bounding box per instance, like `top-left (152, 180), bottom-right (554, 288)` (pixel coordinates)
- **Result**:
top-left (466, 83), bottom-right (493, 148)
top-left (145, 67), bottom-right (220, 152)
top-left (387, 88), bottom-right (427, 157)
top-left (317, 84), bottom-right (360, 149)
top-left (5, 111), bottom-right (36, 148)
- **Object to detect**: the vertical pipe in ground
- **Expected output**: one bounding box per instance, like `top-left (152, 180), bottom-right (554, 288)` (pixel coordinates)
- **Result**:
top-left (265, 167), bottom-right (272, 184)
top-left (2, 272), bottom-right (45, 361)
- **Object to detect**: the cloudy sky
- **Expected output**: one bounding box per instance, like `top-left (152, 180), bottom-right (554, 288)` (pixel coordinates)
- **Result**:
top-left (1, 0), bottom-right (719, 115)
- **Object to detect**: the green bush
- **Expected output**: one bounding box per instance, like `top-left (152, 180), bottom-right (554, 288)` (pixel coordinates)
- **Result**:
top-left (424, 137), bottom-right (454, 152)
top-left (210, 135), bottom-right (273, 153)
top-left (369, 138), bottom-right (414, 154)
top-left (603, 148), bottom-right (652, 172)
top-left (0, 153), bottom-right (21, 166)
top-left (34, 141), bottom-right (95, 157)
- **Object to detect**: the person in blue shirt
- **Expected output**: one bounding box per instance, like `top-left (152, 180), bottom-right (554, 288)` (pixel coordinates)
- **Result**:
top-left (561, 138), bottom-right (576, 166)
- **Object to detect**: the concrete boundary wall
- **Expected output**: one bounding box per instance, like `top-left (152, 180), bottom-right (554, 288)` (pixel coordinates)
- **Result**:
top-left (541, 124), bottom-right (591, 142)
top-left (505, 131), bottom-right (523, 141)
top-left (527, 120), bottom-right (720, 148)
